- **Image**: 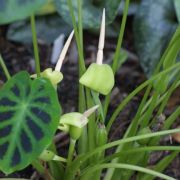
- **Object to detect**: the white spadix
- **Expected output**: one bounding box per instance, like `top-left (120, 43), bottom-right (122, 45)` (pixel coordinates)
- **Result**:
top-left (55, 30), bottom-right (74, 71)
top-left (82, 105), bottom-right (99, 118)
top-left (96, 8), bottom-right (105, 65)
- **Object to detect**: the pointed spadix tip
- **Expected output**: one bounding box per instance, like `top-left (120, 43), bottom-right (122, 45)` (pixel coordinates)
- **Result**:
top-left (92, 105), bottom-right (99, 111)
top-left (102, 8), bottom-right (105, 26)
top-left (96, 8), bottom-right (105, 65)
top-left (69, 30), bottom-right (74, 40)
top-left (83, 105), bottom-right (99, 118)
top-left (103, 8), bottom-right (105, 17)
top-left (55, 30), bottom-right (74, 71)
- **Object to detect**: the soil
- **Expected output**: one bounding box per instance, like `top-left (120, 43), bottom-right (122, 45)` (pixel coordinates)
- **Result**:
top-left (0, 16), bottom-right (179, 180)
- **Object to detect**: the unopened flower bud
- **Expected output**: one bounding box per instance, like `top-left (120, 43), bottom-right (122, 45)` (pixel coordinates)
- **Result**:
top-left (96, 123), bottom-right (108, 146)
top-left (137, 127), bottom-right (152, 145)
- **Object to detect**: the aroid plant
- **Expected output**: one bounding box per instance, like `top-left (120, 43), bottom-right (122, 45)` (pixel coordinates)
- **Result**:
top-left (0, 0), bottom-right (180, 179)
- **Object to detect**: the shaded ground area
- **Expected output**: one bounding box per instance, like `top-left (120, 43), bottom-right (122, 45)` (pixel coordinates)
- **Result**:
top-left (0, 18), bottom-right (179, 179)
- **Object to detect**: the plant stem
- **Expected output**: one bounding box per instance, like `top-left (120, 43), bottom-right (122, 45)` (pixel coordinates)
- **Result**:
top-left (0, 55), bottom-right (11, 80)
top-left (30, 15), bottom-right (41, 77)
top-left (78, 0), bottom-right (83, 50)
top-left (67, 0), bottom-right (86, 114)
top-left (140, 91), bottom-right (159, 128)
top-left (48, 143), bottom-right (63, 179)
top-left (86, 89), bottom-right (95, 152)
top-left (67, 0), bottom-right (89, 155)
top-left (32, 160), bottom-right (54, 180)
top-left (112, 0), bottom-right (130, 72)
top-left (31, 160), bottom-right (45, 174)
top-left (92, 91), bottom-right (105, 122)
top-left (103, 0), bottom-right (130, 117)
top-left (77, 0), bottom-right (86, 117)
top-left (67, 0), bottom-right (86, 74)
top-left (67, 139), bottom-right (76, 167)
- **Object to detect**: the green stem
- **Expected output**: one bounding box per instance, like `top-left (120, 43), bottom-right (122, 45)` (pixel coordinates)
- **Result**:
top-left (86, 89), bottom-right (96, 152)
top-left (112, 0), bottom-right (130, 72)
top-left (67, 139), bottom-right (76, 167)
top-left (77, 0), bottom-right (85, 115)
top-left (140, 91), bottom-right (159, 128)
top-left (30, 15), bottom-right (41, 77)
top-left (31, 160), bottom-right (45, 174)
top-left (103, 0), bottom-right (130, 117)
top-left (67, 0), bottom-right (88, 155)
top-left (48, 143), bottom-right (65, 179)
top-left (67, 0), bottom-right (85, 113)
top-left (91, 91), bottom-right (105, 122)
top-left (32, 160), bottom-right (54, 179)
top-left (81, 163), bottom-right (175, 180)
top-left (0, 55), bottom-right (11, 80)
top-left (78, 0), bottom-right (83, 50)
top-left (67, 0), bottom-right (86, 74)
top-left (78, 125), bottom-right (88, 155)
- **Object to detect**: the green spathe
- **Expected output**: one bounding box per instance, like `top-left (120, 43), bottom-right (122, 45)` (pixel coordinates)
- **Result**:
top-left (137, 127), bottom-right (152, 145)
top-left (79, 63), bottom-right (114, 95)
top-left (59, 112), bottom-right (88, 140)
top-left (39, 150), bottom-right (55, 161)
top-left (96, 124), bottom-right (108, 146)
top-left (60, 113), bottom-right (88, 128)
top-left (41, 68), bottom-right (63, 87)
top-left (31, 68), bottom-right (63, 88)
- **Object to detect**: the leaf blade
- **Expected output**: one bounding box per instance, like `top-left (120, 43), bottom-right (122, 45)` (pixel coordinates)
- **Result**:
top-left (0, 71), bottom-right (61, 174)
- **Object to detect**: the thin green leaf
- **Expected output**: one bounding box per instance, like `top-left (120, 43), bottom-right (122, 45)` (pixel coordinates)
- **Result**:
top-left (142, 152), bottom-right (179, 180)
top-left (81, 163), bottom-right (175, 180)
top-left (66, 129), bottom-right (180, 178)
top-left (91, 91), bottom-right (105, 122)
top-left (106, 62), bottom-right (180, 132)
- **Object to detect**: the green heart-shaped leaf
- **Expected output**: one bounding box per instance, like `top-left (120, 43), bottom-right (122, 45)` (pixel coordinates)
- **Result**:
top-left (0, 71), bottom-right (61, 174)
top-left (0, 0), bottom-right (47, 24)
top-left (7, 14), bottom-right (71, 44)
top-left (133, 0), bottom-right (178, 76)
top-left (54, 0), bottom-right (121, 29)
top-left (174, 0), bottom-right (180, 23)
